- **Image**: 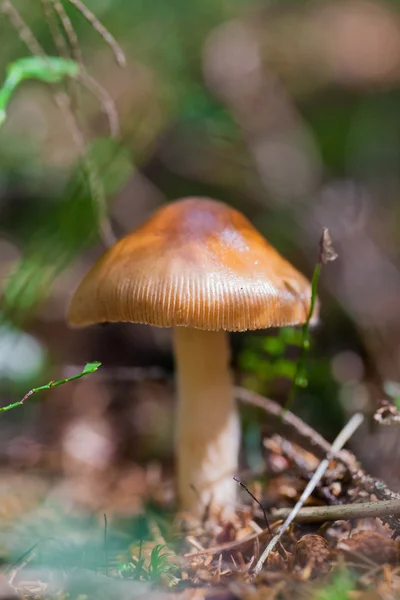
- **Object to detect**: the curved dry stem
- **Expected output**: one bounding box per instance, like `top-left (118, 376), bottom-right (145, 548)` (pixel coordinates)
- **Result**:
top-left (77, 71), bottom-right (120, 137)
top-left (1, 0), bottom-right (44, 55)
top-left (41, 0), bottom-right (70, 58)
top-left (42, 0), bottom-right (120, 136)
top-left (66, 0), bottom-right (126, 66)
top-left (50, 0), bottom-right (83, 66)
top-left (3, 0), bottom-right (117, 246)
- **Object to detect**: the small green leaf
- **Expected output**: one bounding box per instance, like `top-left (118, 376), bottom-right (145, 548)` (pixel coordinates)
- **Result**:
top-left (82, 362), bottom-right (102, 374)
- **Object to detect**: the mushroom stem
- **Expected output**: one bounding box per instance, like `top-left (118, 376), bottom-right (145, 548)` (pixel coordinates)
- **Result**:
top-left (173, 327), bottom-right (240, 516)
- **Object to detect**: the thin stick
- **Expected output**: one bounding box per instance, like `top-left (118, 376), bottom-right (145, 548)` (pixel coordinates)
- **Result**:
top-left (233, 476), bottom-right (272, 535)
top-left (1, 1), bottom-right (44, 55)
top-left (253, 412), bottom-right (364, 575)
top-left (266, 498), bottom-right (400, 524)
top-left (66, 0), bottom-right (126, 66)
top-left (41, 0), bottom-right (70, 59)
top-left (51, 0), bottom-right (83, 66)
top-left (184, 525), bottom-right (275, 559)
top-left (42, 0), bottom-right (119, 135)
top-left (237, 385), bottom-right (400, 536)
top-left (77, 71), bottom-right (120, 136)
top-left (236, 387), bottom-right (331, 457)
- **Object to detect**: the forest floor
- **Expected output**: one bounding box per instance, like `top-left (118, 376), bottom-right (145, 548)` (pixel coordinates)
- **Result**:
top-left (1, 391), bottom-right (400, 599)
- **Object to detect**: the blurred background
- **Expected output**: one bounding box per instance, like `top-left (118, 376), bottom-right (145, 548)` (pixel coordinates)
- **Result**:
top-left (1, 0), bottom-right (400, 572)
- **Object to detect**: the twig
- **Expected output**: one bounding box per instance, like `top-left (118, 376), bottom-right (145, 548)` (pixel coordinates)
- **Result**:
top-left (184, 526), bottom-right (274, 559)
top-left (42, 0), bottom-right (119, 135)
top-left (236, 387), bottom-right (331, 457)
top-left (237, 385), bottom-right (400, 537)
top-left (253, 412), bottom-right (364, 575)
top-left (78, 71), bottom-right (120, 136)
top-left (41, 0), bottom-right (70, 59)
top-left (51, 0), bottom-right (83, 66)
top-left (44, 0), bottom-right (118, 136)
top-left (351, 470), bottom-right (400, 536)
top-left (66, 0), bottom-right (126, 66)
top-left (266, 498), bottom-right (400, 523)
top-left (264, 435), bottom-right (343, 506)
top-left (1, 1), bottom-right (43, 55)
top-left (233, 476), bottom-right (272, 535)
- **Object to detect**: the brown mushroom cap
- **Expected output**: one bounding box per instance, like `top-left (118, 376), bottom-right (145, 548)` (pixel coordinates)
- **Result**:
top-left (68, 197), bottom-right (315, 331)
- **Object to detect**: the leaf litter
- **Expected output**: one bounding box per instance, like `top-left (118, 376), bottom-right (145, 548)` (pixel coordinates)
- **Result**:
top-left (0, 391), bottom-right (400, 600)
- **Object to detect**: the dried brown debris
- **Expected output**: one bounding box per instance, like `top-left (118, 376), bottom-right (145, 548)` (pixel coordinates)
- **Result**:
top-left (337, 531), bottom-right (400, 566)
top-left (374, 400), bottom-right (400, 426)
top-left (295, 534), bottom-right (332, 574)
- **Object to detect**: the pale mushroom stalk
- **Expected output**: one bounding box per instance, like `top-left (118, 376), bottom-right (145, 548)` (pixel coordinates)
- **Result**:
top-left (173, 327), bottom-right (239, 516)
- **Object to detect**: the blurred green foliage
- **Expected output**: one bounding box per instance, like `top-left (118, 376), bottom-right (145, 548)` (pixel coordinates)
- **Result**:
top-left (240, 327), bottom-right (303, 387)
top-left (119, 544), bottom-right (177, 583)
top-left (240, 323), bottom-right (344, 440)
top-left (314, 569), bottom-right (356, 600)
top-left (1, 137), bottom-right (131, 325)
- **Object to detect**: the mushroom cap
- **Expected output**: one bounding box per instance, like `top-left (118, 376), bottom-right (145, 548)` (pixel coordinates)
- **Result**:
top-left (68, 197), bottom-right (316, 332)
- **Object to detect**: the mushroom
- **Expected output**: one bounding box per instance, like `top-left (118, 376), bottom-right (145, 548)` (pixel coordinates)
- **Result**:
top-left (68, 197), bottom-right (315, 517)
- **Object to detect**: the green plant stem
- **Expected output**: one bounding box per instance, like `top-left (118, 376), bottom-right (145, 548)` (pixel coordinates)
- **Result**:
top-left (0, 361), bottom-right (101, 413)
top-left (283, 261), bottom-right (322, 415)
